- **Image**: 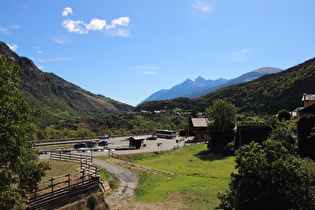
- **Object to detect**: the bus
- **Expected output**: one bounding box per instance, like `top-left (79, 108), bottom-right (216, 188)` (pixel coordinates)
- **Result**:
top-left (156, 129), bottom-right (177, 139)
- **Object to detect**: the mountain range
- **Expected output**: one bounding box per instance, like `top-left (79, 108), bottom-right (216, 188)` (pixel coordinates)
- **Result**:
top-left (135, 57), bottom-right (315, 114)
top-left (138, 77), bottom-right (228, 105)
top-left (0, 41), bottom-right (134, 124)
top-left (139, 67), bottom-right (283, 105)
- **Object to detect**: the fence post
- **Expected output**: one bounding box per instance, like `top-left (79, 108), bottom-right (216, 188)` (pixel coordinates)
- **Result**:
top-left (50, 177), bottom-right (55, 196)
top-left (34, 189), bottom-right (37, 201)
top-left (82, 170), bottom-right (85, 183)
top-left (89, 163), bottom-right (91, 180)
top-left (67, 173), bottom-right (71, 191)
top-left (94, 166), bottom-right (98, 179)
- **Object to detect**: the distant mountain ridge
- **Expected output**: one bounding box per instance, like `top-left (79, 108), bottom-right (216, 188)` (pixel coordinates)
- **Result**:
top-left (139, 67), bottom-right (282, 105)
top-left (185, 67), bottom-right (283, 98)
top-left (0, 41), bottom-right (134, 124)
top-left (138, 77), bottom-right (228, 105)
top-left (135, 58), bottom-right (315, 114)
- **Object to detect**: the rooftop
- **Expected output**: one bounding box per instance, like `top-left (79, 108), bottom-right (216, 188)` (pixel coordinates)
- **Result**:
top-left (302, 93), bottom-right (315, 101)
top-left (191, 118), bottom-right (210, 127)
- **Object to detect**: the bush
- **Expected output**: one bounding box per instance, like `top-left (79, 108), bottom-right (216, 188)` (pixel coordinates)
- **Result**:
top-left (278, 109), bottom-right (291, 121)
top-left (87, 193), bottom-right (98, 210)
top-left (218, 139), bottom-right (315, 209)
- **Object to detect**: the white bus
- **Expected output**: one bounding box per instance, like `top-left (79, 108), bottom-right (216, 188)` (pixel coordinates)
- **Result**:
top-left (156, 129), bottom-right (177, 139)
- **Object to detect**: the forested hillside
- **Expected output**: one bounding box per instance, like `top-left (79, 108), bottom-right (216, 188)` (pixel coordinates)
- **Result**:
top-left (135, 58), bottom-right (315, 115)
top-left (0, 42), bottom-right (134, 125)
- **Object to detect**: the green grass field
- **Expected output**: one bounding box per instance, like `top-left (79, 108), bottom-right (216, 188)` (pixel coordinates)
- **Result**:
top-left (123, 144), bottom-right (237, 209)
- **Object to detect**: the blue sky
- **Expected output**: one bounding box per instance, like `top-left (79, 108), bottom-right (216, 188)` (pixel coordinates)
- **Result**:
top-left (1, 0), bottom-right (315, 106)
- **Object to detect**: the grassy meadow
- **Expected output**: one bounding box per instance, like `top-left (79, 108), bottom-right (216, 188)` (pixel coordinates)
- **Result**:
top-left (41, 159), bottom-right (80, 179)
top-left (106, 144), bottom-right (237, 209)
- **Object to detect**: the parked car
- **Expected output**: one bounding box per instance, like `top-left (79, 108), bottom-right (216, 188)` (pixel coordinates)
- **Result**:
top-left (100, 135), bottom-right (109, 139)
top-left (98, 140), bottom-right (109, 146)
top-left (86, 140), bottom-right (97, 148)
top-left (74, 142), bottom-right (87, 149)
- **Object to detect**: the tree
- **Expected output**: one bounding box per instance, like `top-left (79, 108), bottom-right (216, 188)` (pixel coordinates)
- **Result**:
top-left (206, 99), bottom-right (236, 153)
top-left (0, 55), bottom-right (50, 209)
top-left (298, 115), bottom-right (315, 160)
top-left (218, 139), bottom-right (315, 209)
top-left (269, 120), bottom-right (298, 155)
top-left (277, 109), bottom-right (291, 121)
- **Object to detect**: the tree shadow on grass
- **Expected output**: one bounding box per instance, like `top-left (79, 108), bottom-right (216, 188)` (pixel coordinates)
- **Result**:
top-left (194, 150), bottom-right (227, 161)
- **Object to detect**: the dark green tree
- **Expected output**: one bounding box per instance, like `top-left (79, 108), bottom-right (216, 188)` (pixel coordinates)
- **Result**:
top-left (206, 99), bottom-right (236, 153)
top-left (0, 55), bottom-right (50, 209)
top-left (277, 109), bottom-right (291, 121)
top-left (298, 115), bottom-right (315, 160)
top-left (218, 139), bottom-right (315, 209)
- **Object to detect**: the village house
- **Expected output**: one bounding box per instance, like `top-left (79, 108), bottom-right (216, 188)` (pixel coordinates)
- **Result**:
top-left (191, 118), bottom-right (210, 141)
top-left (292, 93), bottom-right (315, 117)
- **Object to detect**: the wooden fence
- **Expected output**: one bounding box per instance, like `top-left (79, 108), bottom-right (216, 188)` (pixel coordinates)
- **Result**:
top-left (50, 151), bottom-right (93, 164)
top-left (27, 153), bottom-right (100, 209)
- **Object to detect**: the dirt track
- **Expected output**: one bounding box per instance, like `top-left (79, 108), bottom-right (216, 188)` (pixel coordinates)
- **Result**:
top-left (93, 159), bottom-right (136, 206)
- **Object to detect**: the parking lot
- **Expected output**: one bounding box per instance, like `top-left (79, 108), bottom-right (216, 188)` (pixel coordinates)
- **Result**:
top-left (39, 136), bottom-right (193, 159)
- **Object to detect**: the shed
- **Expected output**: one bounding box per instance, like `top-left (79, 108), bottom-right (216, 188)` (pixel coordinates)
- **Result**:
top-left (129, 137), bottom-right (145, 149)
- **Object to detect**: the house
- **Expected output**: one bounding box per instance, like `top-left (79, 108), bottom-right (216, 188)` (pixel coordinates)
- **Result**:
top-left (299, 103), bottom-right (315, 117)
top-left (293, 93), bottom-right (315, 117)
top-left (302, 93), bottom-right (315, 107)
top-left (191, 118), bottom-right (210, 141)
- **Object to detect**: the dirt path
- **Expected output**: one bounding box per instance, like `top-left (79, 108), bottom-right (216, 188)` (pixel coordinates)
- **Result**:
top-left (93, 159), bottom-right (136, 206)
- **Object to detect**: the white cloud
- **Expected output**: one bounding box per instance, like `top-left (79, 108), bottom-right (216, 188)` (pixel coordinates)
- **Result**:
top-left (86, 18), bottom-right (106, 31)
top-left (33, 56), bottom-right (72, 63)
top-left (0, 27), bottom-right (11, 35)
top-left (62, 19), bottom-right (87, 34)
top-left (46, 57), bottom-right (73, 62)
top-left (126, 65), bottom-right (158, 74)
top-left (37, 51), bottom-right (42, 54)
top-left (188, 56), bottom-right (201, 60)
top-left (191, 0), bottom-right (214, 12)
top-left (9, 24), bottom-right (19, 29)
top-left (53, 37), bottom-right (71, 44)
top-left (230, 49), bottom-right (253, 62)
top-left (8, 44), bottom-right (18, 51)
top-left (106, 17), bottom-right (130, 29)
top-left (105, 28), bottom-right (130, 37)
top-left (128, 65), bottom-right (158, 70)
top-left (37, 65), bottom-right (45, 69)
top-left (143, 71), bottom-right (157, 75)
top-left (61, 8), bottom-right (130, 36)
top-left (62, 7), bottom-right (73, 16)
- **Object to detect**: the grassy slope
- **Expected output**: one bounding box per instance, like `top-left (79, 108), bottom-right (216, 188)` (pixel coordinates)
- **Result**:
top-left (128, 144), bottom-right (236, 209)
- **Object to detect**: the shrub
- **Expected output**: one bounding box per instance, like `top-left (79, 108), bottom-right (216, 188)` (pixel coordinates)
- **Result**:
top-left (218, 139), bottom-right (315, 209)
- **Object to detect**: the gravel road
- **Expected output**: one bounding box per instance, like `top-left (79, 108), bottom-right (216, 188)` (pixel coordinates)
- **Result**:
top-left (93, 158), bottom-right (136, 206)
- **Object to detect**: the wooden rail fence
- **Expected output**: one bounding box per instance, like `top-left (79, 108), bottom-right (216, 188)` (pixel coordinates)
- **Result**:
top-left (27, 152), bottom-right (101, 209)
top-left (50, 151), bottom-right (93, 164)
